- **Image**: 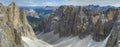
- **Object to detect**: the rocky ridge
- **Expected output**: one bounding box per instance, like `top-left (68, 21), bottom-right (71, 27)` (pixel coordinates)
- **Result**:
top-left (35, 6), bottom-right (120, 47)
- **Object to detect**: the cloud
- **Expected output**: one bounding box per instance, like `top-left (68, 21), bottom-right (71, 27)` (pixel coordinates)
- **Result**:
top-left (63, 0), bottom-right (90, 6)
top-left (41, 2), bottom-right (58, 6)
top-left (63, 0), bottom-right (120, 6)
top-left (109, 2), bottom-right (120, 7)
top-left (0, 0), bottom-right (120, 6)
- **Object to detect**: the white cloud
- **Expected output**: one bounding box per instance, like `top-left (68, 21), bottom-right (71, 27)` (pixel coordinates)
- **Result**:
top-left (0, 0), bottom-right (120, 6)
top-left (62, 0), bottom-right (120, 6)
top-left (110, 2), bottom-right (120, 7)
top-left (41, 2), bottom-right (58, 6)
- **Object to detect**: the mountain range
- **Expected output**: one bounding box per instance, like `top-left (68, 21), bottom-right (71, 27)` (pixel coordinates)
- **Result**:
top-left (0, 2), bottom-right (120, 47)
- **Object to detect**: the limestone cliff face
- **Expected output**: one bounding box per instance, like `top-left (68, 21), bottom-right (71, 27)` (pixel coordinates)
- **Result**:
top-left (35, 6), bottom-right (119, 46)
top-left (0, 2), bottom-right (36, 47)
top-left (106, 8), bottom-right (120, 47)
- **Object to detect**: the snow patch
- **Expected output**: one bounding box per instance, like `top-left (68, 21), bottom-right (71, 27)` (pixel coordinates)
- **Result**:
top-left (22, 30), bottom-right (112, 47)
top-left (22, 36), bottom-right (54, 47)
top-left (87, 31), bottom-right (111, 47)
top-left (54, 35), bottom-right (92, 47)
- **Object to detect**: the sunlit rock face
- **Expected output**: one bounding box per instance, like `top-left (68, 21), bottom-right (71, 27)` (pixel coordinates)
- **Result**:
top-left (35, 6), bottom-right (119, 47)
top-left (0, 2), bottom-right (36, 47)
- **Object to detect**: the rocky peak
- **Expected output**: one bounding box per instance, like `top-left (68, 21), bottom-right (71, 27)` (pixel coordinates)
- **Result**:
top-left (9, 2), bottom-right (17, 7)
top-left (0, 3), bottom-right (2, 5)
top-left (7, 2), bottom-right (20, 28)
top-left (0, 2), bottom-right (36, 47)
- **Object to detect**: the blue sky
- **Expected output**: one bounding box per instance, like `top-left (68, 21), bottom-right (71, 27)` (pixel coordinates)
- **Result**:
top-left (0, 0), bottom-right (120, 6)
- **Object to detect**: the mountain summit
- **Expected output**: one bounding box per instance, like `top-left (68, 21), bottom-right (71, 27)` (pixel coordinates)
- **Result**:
top-left (0, 2), bottom-right (36, 47)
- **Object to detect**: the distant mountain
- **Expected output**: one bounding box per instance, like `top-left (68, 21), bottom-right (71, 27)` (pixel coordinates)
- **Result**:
top-left (27, 9), bottom-right (40, 18)
top-left (84, 5), bottom-right (118, 11)
top-left (19, 5), bottom-right (117, 17)
top-left (40, 6), bottom-right (59, 10)
top-left (19, 6), bottom-right (58, 28)
top-left (19, 6), bottom-right (58, 16)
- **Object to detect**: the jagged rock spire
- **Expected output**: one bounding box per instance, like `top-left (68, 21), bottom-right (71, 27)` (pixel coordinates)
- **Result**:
top-left (0, 3), bottom-right (3, 6)
top-left (9, 2), bottom-right (17, 6)
top-left (0, 2), bottom-right (36, 47)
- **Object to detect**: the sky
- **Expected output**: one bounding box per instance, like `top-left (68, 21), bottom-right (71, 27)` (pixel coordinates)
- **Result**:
top-left (0, 0), bottom-right (120, 6)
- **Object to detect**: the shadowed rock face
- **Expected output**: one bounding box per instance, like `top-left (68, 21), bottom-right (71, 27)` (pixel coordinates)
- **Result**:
top-left (35, 6), bottom-right (119, 46)
top-left (0, 2), bottom-right (36, 47)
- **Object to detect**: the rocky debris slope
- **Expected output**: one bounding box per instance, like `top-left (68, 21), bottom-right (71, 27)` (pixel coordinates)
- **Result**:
top-left (0, 2), bottom-right (36, 47)
top-left (35, 6), bottom-right (120, 47)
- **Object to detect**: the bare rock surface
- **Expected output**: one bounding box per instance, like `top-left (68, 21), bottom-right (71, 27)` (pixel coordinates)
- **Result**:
top-left (0, 2), bottom-right (36, 47)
